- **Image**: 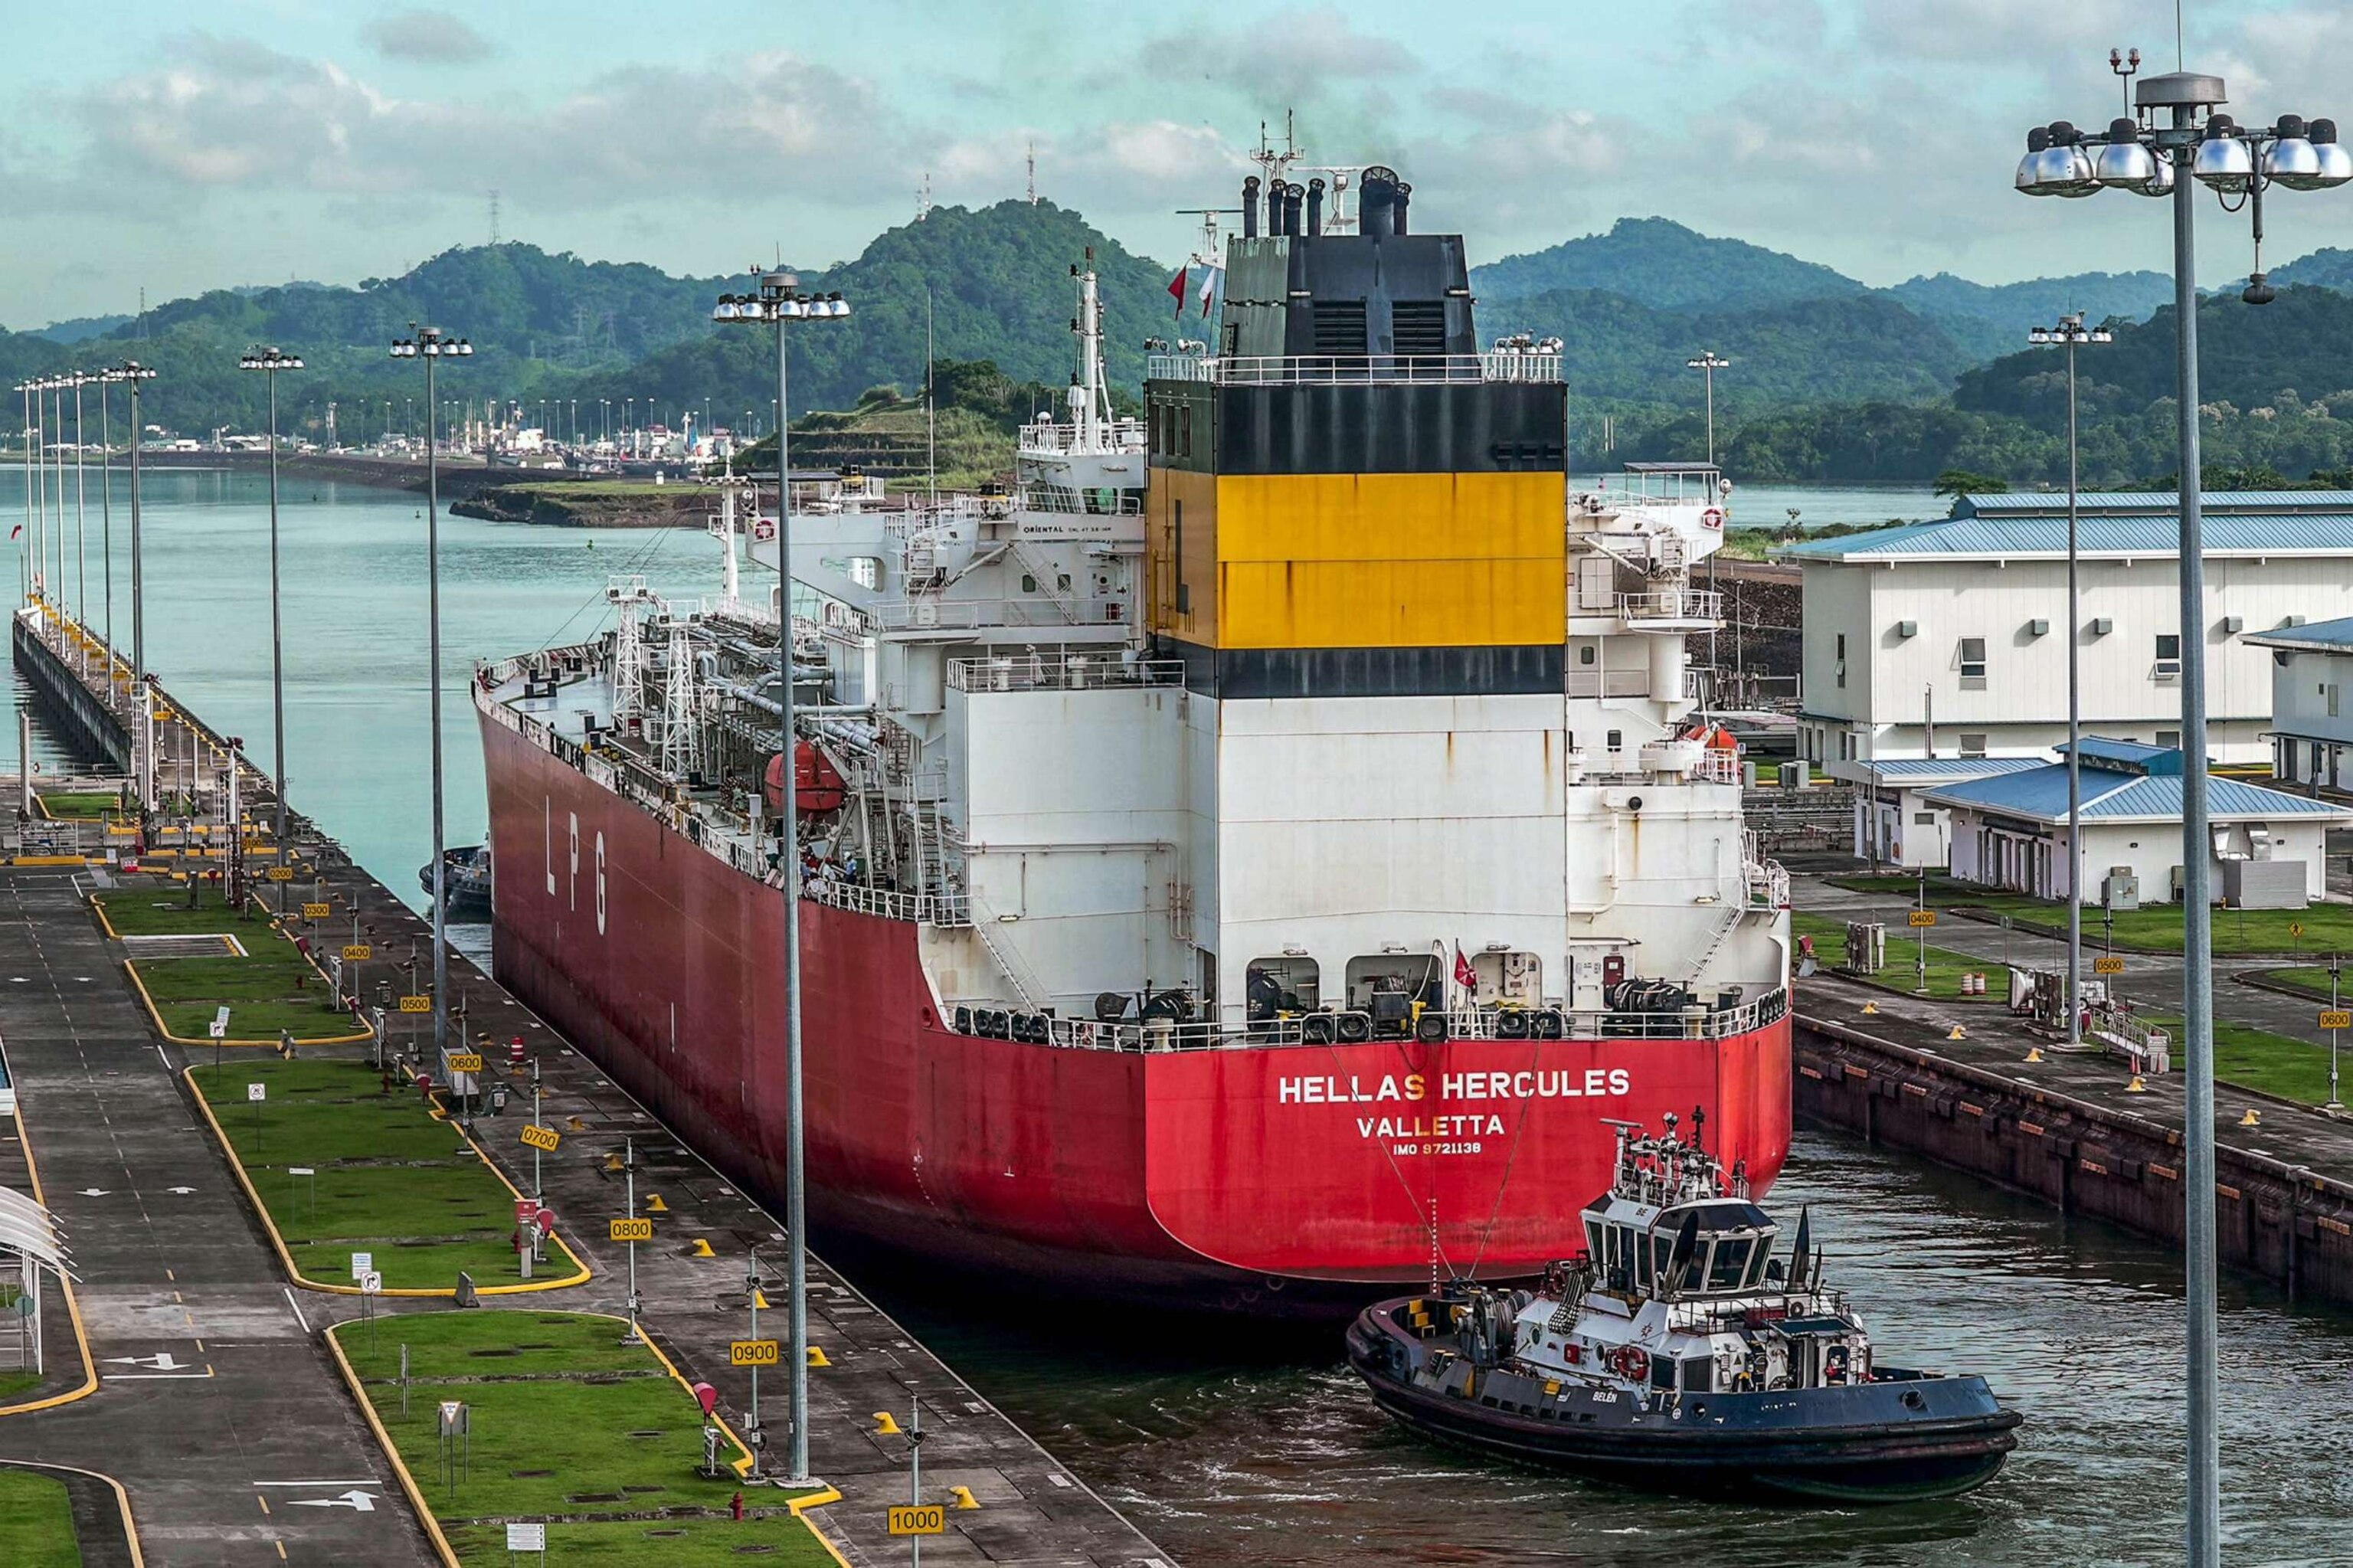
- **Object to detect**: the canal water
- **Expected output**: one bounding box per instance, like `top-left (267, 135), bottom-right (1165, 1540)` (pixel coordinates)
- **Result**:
top-left (12, 470), bottom-right (2353, 1565)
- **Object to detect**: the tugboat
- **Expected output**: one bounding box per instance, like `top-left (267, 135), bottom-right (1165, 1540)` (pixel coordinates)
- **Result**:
top-left (1346, 1115), bottom-right (2022, 1501)
top-left (420, 845), bottom-right (493, 921)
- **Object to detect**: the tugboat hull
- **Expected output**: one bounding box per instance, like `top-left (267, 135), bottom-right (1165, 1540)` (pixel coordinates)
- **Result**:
top-left (1347, 1308), bottom-right (2021, 1503)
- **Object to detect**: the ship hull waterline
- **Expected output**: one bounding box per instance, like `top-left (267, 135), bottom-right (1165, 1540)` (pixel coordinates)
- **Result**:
top-left (480, 708), bottom-right (1794, 1317)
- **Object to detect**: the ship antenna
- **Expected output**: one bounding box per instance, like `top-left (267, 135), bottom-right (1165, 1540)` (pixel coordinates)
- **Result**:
top-left (925, 286), bottom-right (937, 512)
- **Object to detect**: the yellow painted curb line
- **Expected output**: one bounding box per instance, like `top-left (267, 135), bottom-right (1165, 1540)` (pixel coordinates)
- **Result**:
top-left (0, 1105), bottom-right (101, 1419)
top-left (321, 1324), bottom-right (460, 1568)
top-left (0, 1461), bottom-right (146, 1567)
top-left (784, 1485), bottom-right (854, 1567)
top-left (184, 1066), bottom-right (591, 1298)
top-left (10, 855), bottom-right (93, 866)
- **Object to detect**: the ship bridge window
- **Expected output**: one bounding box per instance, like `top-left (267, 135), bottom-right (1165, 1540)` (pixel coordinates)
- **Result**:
top-left (1245, 957), bottom-right (1320, 1020)
top-left (1706, 1237), bottom-right (1756, 1291)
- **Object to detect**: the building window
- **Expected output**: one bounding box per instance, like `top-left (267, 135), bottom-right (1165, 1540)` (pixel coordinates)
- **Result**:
top-left (1959, 637), bottom-right (1987, 690)
top-left (2331, 684), bottom-right (2342, 719)
top-left (1179, 404), bottom-right (1193, 457)
top-left (2155, 633), bottom-right (2181, 679)
top-left (1606, 728), bottom-right (1624, 752)
top-left (1021, 574), bottom-right (1039, 594)
top-left (1913, 811), bottom-right (1936, 827)
top-left (1959, 733), bottom-right (1988, 757)
top-left (1579, 645), bottom-right (1597, 666)
top-left (2157, 728), bottom-right (2181, 749)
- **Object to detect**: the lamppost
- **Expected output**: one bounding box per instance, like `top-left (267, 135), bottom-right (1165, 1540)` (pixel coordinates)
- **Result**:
top-left (388, 326), bottom-right (473, 1065)
top-left (1685, 351), bottom-right (1730, 467)
top-left (103, 362), bottom-right (156, 808)
top-left (238, 346), bottom-right (304, 846)
top-left (712, 270), bottom-right (849, 1484)
top-left (95, 374), bottom-right (114, 657)
top-left (68, 373), bottom-right (90, 637)
top-left (13, 380), bottom-right (33, 606)
top-left (2027, 313), bottom-right (2111, 1052)
top-left (2016, 52), bottom-right (2351, 1568)
top-left (600, 399), bottom-right (610, 446)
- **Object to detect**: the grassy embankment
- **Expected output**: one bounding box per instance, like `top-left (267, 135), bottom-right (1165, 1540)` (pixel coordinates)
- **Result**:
top-left (1825, 872), bottom-right (2353, 956)
top-left (1793, 911), bottom-right (2008, 1003)
top-left (97, 884), bottom-right (365, 1043)
top-left (188, 1056), bottom-right (581, 1291)
top-left (0, 1468), bottom-right (80, 1568)
top-left (334, 1311), bottom-right (833, 1566)
top-left (34, 791), bottom-right (125, 821)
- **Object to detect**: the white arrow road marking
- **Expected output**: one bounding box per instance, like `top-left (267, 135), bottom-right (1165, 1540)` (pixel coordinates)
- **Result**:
top-left (288, 1491), bottom-right (378, 1512)
top-left (165, 1187), bottom-right (196, 1194)
top-left (105, 1351), bottom-right (185, 1370)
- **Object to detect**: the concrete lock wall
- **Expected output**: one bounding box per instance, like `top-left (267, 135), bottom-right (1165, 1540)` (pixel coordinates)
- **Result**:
top-left (11, 616), bottom-right (131, 774)
top-left (1794, 1016), bottom-right (2353, 1308)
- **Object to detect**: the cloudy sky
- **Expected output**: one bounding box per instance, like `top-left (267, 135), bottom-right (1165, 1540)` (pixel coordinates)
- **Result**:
top-left (4, 0), bottom-right (2348, 327)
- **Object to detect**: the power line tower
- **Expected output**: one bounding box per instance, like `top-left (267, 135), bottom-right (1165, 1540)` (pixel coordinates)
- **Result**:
top-left (488, 188), bottom-right (502, 247)
top-left (916, 172), bottom-right (932, 222)
top-left (1026, 141), bottom-right (1037, 205)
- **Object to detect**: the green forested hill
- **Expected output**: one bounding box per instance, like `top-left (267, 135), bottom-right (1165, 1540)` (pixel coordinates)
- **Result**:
top-left (1474, 218), bottom-right (1867, 310)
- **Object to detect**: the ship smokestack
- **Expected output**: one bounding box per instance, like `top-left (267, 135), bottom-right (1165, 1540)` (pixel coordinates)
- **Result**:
top-left (1361, 172), bottom-right (1396, 239)
top-left (1392, 182), bottom-right (1412, 235)
top-left (1271, 181), bottom-right (1292, 236)
top-left (1305, 178), bottom-right (1325, 237)
top-left (1283, 181), bottom-right (1304, 237)
top-left (1242, 175), bottom-right (1260, 238)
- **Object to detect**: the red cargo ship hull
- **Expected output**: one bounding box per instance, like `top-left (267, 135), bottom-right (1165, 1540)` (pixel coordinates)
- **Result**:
top-left (481, 712), bottom-right (1792, 1314)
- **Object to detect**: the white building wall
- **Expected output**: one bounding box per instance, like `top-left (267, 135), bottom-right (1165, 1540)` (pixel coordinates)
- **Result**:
top-left (945, 684), bottom-right (1193, 1008)
top-left (2269, 647), bottom-right (2353, 788)
top-left (1948, 810), bottom-right (2335, 903)
top-left (1802, 554), bottom-right (2353, 765)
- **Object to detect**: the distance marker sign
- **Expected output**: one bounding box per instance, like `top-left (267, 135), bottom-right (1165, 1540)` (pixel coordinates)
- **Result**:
top-left (301, 902), bottom-right (330, 918)
top-left (398, 995), bottom-right (430, 1013)
top-left (2094, 957), bottom-right (2126, 975)
top-left (1906, 911), bottom-right (1937, 928)
top-left (889, 1505), bottom-right (946, 1536)
top-left (2322, 1010), bottom-right (2352, 1031)
top-left (342, 943), bottom-right (372, 962)
top-left (610, 1217), bottom-right (654, 1242)
top-left (730, 1339), bottom-right (780, 1367)
top-left (520, 1124), bottom-right (561, 1152)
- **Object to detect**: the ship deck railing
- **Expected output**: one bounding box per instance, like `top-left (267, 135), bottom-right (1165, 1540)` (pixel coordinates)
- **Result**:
top-left (1016, 418), bottom-right (1147, 456)
top-left (946, 654), bottom-right (1185, 693)
top-left (944, 987), bottom-right (1789, 1053)
top-left (1617, 589), bottom-right (1723, 624)
top-left (804, 876), bottom-right (969, 927)
top-left (1147, 352), bottom-right (1562, 386)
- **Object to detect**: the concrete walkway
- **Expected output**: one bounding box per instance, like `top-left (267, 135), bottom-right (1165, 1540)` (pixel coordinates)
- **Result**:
top-left (0, 866), bottom-right (436, 1568)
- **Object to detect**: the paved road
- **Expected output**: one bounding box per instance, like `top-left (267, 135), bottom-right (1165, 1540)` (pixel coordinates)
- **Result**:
top-left (0, 868), bottom-right (437, 1567)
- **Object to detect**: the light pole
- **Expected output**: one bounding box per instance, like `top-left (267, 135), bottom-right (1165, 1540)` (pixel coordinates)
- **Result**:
top-left (13, 381), bottom-right (31, 606)
top-left (69, 374), bottom-right (89, 637)
top-left (103, 362), bottom-right (157, 809)
top-left (2027, 314), bottom-right (2111, 1050)
top-left (1685, 352), bottom-right (1730, 467)
top-left (388, 326), bottom-right (473, 1065)
top-left (2017, 52), bottom-right (2351, 1568)
top-left (98, 376), bottom-right (113, 663)
top-left (712, 271), bottom-right (849, 1484)
top-left (239, 347), bottom-right (304, 846)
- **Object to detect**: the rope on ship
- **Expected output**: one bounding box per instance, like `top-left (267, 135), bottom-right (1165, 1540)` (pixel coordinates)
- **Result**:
top-left (1317, 1033), bottom-right (1461, 1282)
top-left (1464, 1031), bottom-right (1550, 1281)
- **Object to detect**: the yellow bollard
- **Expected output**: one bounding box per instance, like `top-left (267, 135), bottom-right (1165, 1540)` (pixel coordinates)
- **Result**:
top-left (949, 1486), bottom-right (980, 1511)
top-left (751, 1288), bottom-right (771, 1311)
top-left (2126, 1075), bottom-right (2148, 1093)
top-left (872, 1411), bottom-right (902, 1435)
top-left (603, 1153), bottom-right (625, 1172)
top-left (2240, 1107), bottom-right (2262, 1128)
top-left (688, 1236), bottom-right (715, 1258)
top-left (1861, 1000), bottom-right (1880, 1016)
top-left (1948, 1024), bottom-right (1968, 1041)
top-left (807, 1346), bottom-right (831, 1368)
top-left (2023, 1046), bottom-right (2044, 1064)
top-left (643, 1193), bottom-right (669, 1213)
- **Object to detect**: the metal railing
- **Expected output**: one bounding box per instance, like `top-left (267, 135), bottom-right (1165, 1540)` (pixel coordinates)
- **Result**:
top-left (1016, 419), bottom-right (1147, 456)
top-left (1618, 589), bottom-right (1723, 623)
top-left (1146, 352), bottom-right (1562, 386)
top-left (944, 987), bottom-right (1790, 1054)
top-left (947, 654), bottom-right (1184, 693)
top-left (804, 876), bottom-right (970, 927)
top-left (1016, 484), bottom-right (1144, 517)
top-left (1566, 670), bottom-right (1653, 699)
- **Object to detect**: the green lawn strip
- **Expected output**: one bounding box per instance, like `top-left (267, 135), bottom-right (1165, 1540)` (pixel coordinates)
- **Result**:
top-left (1821, 872), bottom-right (2353, 956)
top-left (335, 1312), bottom-right (830, 1566)
top-left (0, 1468), bottom-right (81, 1568)
top-left (2145, 1013), bottom-right (2342, 1106)
top-left (100, 889), bottom-right (363, 1043)
top-left (38, 791), bottom-right (123, 821)
top-left (190, 1059), bottom-right (579, 1291)
top-left (0, 1370), bottom-right (41, 1403)
top-left (1793, 912), bottom-right (2008, 1003)
top-left (2247, 966), bottom-right (2353, 1005)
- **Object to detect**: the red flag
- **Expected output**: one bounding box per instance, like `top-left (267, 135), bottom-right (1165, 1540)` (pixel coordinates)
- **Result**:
top-left (1167, 265), bottom-right (1188, 319)
top-left (1454, 944), bottom-right (1477, 992)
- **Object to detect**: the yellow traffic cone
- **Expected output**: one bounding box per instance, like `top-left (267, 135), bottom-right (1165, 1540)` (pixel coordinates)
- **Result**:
top-left (949, 1486), bottom-right (980, 1511)
top-left (807, 1346), bottom-right (831, 1368)
top-left (643, 1193), bottom-right (669, 1213)
top-left (2126, 1074), bottom-right (2147, 1093)
top-left (2023, 1046), bottom-right (2044, 1064)
top-left (872, 1411), bottom-right (902, 1435)
top-left (2240, 1107), bottom-right (2262, 1128)
top-left (1948, 1024), bottom-right (1968, 1041)
top-left (688, 1236), bottom-right (715, 1258)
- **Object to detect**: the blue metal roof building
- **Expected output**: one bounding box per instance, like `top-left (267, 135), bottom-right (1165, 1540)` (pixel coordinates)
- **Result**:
top-left (1780, 507), bottom-right (2353, 562)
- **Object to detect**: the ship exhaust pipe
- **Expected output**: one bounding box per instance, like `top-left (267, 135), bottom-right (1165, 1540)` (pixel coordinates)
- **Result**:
top-left (1305, 177), bottom-right (1324, 236)
top-left (1283, 181), bottom-right (1304, 236)
top-left (1361, 172), bottom-right (1396, 238)
top-left (1393, 181), bottom-right (1412, 235)
top-left (1242, 175), bottom-right (1261, 238)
